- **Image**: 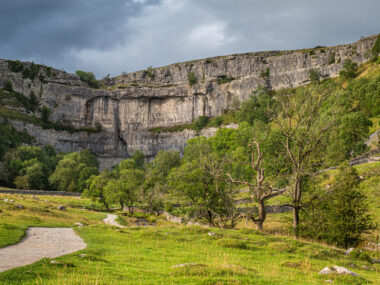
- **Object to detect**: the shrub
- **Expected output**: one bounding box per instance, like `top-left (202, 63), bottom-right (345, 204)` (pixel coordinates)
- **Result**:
top-left (8, 60), bottom-right (24, 73)
top-left (193, 116), bottom-right (209, 131)
top-left (75, 70), bottom-right (99, 88)
top-left (41, 106), bottom-right (51, 122)
top-left (260, 68), bottom-right (270, 79)
top-left (339, 59), bottom-right (358, 79)
top-left (328, 53), bottom-right (335, 64)
top-left (22, 63), bottom-right (41, 81)
top-left (308, 69), bottom-right (321, 83)
top-left (188, 72), bottom-right (197, 86)
top-left (45, 67), bottom-right (52, 77)
top-left (4, 80), bottom-right (13, 92)
top-left (217, 75), bottom-right (234, 84)
top-left (145, 66), bottom-right (155, 79)
top-left (95, 122), bottom-right (102, 132)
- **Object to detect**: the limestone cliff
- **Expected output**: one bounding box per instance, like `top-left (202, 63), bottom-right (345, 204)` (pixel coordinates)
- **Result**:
top-left (0, 35), bottom-right (377, 169)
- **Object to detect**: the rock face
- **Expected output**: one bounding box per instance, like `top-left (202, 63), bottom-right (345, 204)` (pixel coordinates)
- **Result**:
top-left (0, 35), bottom-right (377, 169)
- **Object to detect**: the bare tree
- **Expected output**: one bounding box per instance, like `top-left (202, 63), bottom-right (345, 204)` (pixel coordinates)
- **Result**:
top-left (226, 127), bottom-right (285, 231)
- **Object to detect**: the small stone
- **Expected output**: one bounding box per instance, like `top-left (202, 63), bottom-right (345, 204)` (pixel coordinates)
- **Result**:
top-left (372, 259), bottom-right (380, 263)
top-left (172, 263), bottom-right (205, 268)
top-left (3, 199), bottom-right (9, 202)
top-left (345, 247), bottom-right (355, 255)
top-left (74, 222), bottom-right (84, 227)
top-left (32, 195), bottom-right (39, 200)
top-left (333, 266), bottom-right (358, 276)
top-left (58, 205), bottom-right (66, 211)
top-left (319, 267), bottom-right (334, 275)
top-left (15, 205), bottom-right (25, 209)
top-left (50, 260), bottom-right (63, 264)
top-left (79, 254), bottom-right (87, 258)
top-left (9, 200), bottom-right (15, 202)
top-left (325, 280), bottom-right (333, 283)
top-left (208, 232), bottom-right (216, 236)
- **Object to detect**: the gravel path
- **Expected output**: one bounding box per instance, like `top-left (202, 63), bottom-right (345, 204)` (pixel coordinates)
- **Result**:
top-left (103, 214), bottom-right (125, 228)
top-left (0, 227), bottom-right (86, 273)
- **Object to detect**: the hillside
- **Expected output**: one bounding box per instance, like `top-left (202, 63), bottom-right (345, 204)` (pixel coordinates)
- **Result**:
top-left (0, 193), bottom-right (379, 284)
top-left (0, 34), bottom-right (377, 169)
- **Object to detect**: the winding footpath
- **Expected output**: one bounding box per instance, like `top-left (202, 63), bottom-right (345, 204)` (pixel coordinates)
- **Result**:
top-left (0, 227), bottom-right (86, 273)
top-left (103, 214), bottom-right (125, 228)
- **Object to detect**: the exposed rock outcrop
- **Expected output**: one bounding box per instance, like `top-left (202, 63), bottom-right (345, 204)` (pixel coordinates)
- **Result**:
top-left (0, 35), bottom-right (377, 168)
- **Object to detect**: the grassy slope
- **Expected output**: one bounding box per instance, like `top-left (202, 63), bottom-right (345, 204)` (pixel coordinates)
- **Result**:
top-left (0, 194), bottom-right (105, 248)
top-left (263, 162), bottom-right (380, 242)
top-left (0, 194), bottom-right (379, 284)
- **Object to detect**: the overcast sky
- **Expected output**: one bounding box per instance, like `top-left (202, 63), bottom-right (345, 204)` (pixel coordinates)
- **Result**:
top-left (1, 0), bottom-right (379, 78)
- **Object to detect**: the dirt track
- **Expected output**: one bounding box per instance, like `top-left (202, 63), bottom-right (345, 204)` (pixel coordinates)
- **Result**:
top-left (0, 227), bottom-right (86, 273)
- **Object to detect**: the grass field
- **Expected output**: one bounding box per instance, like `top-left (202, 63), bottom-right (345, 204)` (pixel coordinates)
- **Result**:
top-left (0, 191), bottom-right (379, 284)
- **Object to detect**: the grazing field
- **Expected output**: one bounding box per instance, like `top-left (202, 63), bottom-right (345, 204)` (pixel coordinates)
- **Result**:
top-left (0, 193), bottom-right (379, 284)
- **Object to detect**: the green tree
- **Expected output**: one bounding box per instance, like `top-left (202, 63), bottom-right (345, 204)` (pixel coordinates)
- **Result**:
top-left (108, 159), bottom-right (144, 212)
top-left (75, 70), bottom-right (99, 88)
top-left (274, 86), bottom-right (337, 235)
top-left (142, 150), bottom-right (180, 214)
top-left (301, 163), bottom-right (374, 248)
top-left (131, 150), bottom-right (145, 169)
top-left (49, 150), bottom-right (98, 192)
top-left (236, 87), bottom-right (275, 125)
top-left (82, 170), bottom-right (112, 209)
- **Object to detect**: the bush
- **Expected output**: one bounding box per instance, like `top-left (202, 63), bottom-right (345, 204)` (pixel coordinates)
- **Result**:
top-left (75, 70), bottom-right (99, 88)
top-left (371, 34), bottom-right (380, 60)
top-left (4, 80), bottom-right (13, 92)
top-left (188, 72), bottom-right (197, 86)
top-left (145, 66), bottom-right (155, 79)
top-left (8, 60), bottom-right (24, 73)
top-left (95, 122), bottom-right (102, 132)
top-left (217, 75), bottom-right (234, 84)
top-left (193, 116), bottom-right (209, 131)
top-left (328, 53), bottom-right (335, 64)
top-left (260, 68), bottom-right (270, 79)
top-left (22, 63), bottom-right (41, 81)
top-left (339, 59), bottom-right (358, 79)
top-left (308, 69), bottom-right (321, 83)
top-left (41, 106), bottom-right (51, 123)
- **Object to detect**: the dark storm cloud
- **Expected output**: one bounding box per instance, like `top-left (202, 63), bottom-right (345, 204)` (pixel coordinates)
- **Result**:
top-left (0, 0), bottom-right (161, 70)
top-left (0, 0), bottom-right (379, 77)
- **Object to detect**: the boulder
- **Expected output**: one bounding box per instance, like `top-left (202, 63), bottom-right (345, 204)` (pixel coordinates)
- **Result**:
top-left (319, 267), bottom-right (335, 275)
top-left (74, 222), bottom-right (84, 227)
top-left (319, 266), bottom-right (358, 277)
top-left (333, 266), bottom-right (358, 276)
top-left (15, 204), bottom-right (25, 209)
top-left (58, 205), bottom-right (66, 211)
